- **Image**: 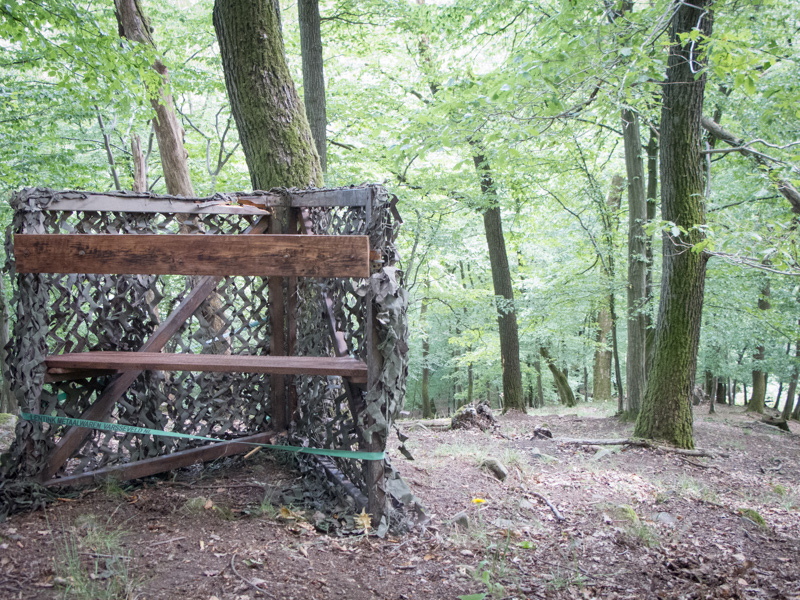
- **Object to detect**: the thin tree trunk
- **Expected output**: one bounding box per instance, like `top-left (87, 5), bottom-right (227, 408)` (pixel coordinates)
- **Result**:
top-left (623, 107), bottom-right (648, 417)
top-left (298, 0), bottom-right (327, 173)
top-left (782, 343), bottom-right (798, 420)
top-left (96, 108), bottom-right (122, 191)
top-left (467, 361), bottom-right (473, 405)
top-left (708, 376), bottom-right (716, 414)
top-left (471, 152), bottom-right (525, 412)
top-left (610, 292), bottom-right (624, 411)
top-left (420, 295), bottom-right (432, 419)
top-left (748, 281), bottom-right (770, 413)
top-left (634, 0), bottom-right (713, 448)
top-left (535, 355), bottom-right (544, 408)
top-left (645, 126), bottom-right (658, 373)
top-left (541, 347), bottom-right (575, 407)
top-left (593, 307), bottom-right (612, 402)
top-left (131, 133), bottom-right (147, 192)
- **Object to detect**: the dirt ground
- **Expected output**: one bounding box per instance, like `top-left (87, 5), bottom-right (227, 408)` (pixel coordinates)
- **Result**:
top-left (1, 403), bottom-right (799, 600)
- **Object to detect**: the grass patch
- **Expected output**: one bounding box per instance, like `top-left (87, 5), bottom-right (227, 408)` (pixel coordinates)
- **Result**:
top-left (738, 508), bottom-right (768, 528)
top-left (606, 504), bottom-right (660, 548)
top-left (52, 515), bottom-right (139, 600)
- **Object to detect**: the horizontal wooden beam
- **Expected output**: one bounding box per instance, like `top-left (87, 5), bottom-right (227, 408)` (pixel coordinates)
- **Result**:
top-left (15, 234), bottom-right (370, 278)
top-left (45, 352), bottom-right (368, 383)
top-left (30, 187), bottom-right (372, 214)
top-left (43, 431), bottom-right (275, 488)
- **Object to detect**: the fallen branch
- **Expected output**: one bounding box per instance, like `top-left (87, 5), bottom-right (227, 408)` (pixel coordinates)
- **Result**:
top-left (149, 536), bottom-right (186, 547)
top-left (556, 437), bottom-right (721, 458)
top-left (230, 553), bottom-right (276, 599)
top-left (528, 491), bottom-right (565, 522)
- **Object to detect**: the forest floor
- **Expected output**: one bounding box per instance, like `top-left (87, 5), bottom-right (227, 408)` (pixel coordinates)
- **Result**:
top-left (1, 403), bottom-right (799, 600)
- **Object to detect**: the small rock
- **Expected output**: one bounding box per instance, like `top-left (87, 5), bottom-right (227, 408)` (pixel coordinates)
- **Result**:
top-left (451, 511), bottom-right (470, 529)
top-left (460, 549), bottom-right (474, 557)
top-left (493, 518), bottom-right (515, 529)
top-left (591, 448), bottom-right (615, 461)
top-left (482, 457), bottom-right (509, 481)
top-left (519, 499), bottom-right (535, 511)
top-left (530, 447), bottom-right (559, 463)
top-left (656, 512), bottom-right (677, 526)
top-left (533, 426), bottom-right (552, 439)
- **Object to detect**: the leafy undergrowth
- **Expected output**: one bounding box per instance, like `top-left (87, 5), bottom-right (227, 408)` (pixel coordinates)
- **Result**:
top-left (1, 404), bottom-right (798, 599)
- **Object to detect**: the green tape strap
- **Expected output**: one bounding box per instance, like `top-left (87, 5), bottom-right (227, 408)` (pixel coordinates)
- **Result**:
top-left (20, 412), bottom-right (385, 461)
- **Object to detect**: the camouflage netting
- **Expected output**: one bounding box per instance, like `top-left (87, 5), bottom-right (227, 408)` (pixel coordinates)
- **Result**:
top-left (0, 186), bottom-right (409, 522)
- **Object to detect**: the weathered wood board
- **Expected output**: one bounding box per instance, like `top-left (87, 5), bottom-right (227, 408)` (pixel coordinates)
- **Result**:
top-left (45, 352), bottom-right (368, 382)
top-left (15, 234), bottom-right (370, 278)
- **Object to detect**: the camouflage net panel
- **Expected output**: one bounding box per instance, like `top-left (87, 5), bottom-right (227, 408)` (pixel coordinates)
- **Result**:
top-left (0, 186), bottom-right (408, 519)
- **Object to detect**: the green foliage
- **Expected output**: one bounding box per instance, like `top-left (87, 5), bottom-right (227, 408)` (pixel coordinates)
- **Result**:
top-left (1, 0), bottom-right (799, 420)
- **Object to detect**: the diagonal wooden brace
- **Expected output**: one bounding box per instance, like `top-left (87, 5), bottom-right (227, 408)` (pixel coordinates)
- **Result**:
top-left (38, 217), bottom-right (270, 482)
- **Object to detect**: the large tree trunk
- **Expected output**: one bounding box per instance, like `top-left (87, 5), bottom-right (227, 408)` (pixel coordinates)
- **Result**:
top-left (298, 0), bottom-right (327, 173)
top-left (623, 108), bottom-right (648, 417)
top-left (214, 0), bottom-right (322, 190)
top-left (747, 281), bottom-right (771, 413)
top-left (471, 152), bottom-right (525, 412)
top-left (634, 0), bottom-right (713, 449)
top-left (593, 307), bottom-right (612, 402)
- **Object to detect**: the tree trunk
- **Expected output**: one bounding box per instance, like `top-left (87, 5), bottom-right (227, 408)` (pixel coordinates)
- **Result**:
top-left (645, 126), bottom-right (658, 373)
top-left (298, 0), bottom-right (327, 173)
top-left (623, 108), bottom-right (648, 417)
top-left (114, 0), bottom-right (195, 197)
top-left (634, 0), bottom-right (713, 449)
top-left (593, 307), bottom-right (612, 402)
top-left (213, 0), bottom-right (322, 190)
top-left (472, 152), bottom-right (525, 412)
top-left (131, 133), bottom-right (147, 192)
top-left (541, 347), bottom-right (575, 407)
top-left (467, 361), bottom-right (473, 405)
top-left (535, 355), bottom-right (544, 408)
top-left (708, 376), bottom-right (716, 414)
top-left (748, 282), bottom-right (770, 413)
top-left (782, 346), bottom-right (798, 420)
top-left (420, 295), bottom-right (432, 418)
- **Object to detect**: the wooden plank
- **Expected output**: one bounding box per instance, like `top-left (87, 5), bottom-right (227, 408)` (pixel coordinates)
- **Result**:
top-left (44, 368), bottom-right (117, 383)
top-left (42, 431), bottom-right (275, 488)
top-left (44, 352), bottom-right (368, 381)
top-left (287, 208), bottom-right (299, 421)
top-left (36, 187), bottom-right (371, 213)
top-left (38, 218), bottom-right (271, 483)
top-left (48, 194), bottom-right (270, 215)
top-left (15, 234), bottom-right (371, 278)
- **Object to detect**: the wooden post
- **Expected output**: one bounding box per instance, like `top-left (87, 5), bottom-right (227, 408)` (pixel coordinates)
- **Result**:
top-left (269, 208), bottom-right (287, 431)
top-left (364, 286), bottom-right (387, 525)
top-left (287, 208), bottom-right (299, 420)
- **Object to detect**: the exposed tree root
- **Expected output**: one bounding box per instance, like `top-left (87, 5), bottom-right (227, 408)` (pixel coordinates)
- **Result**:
top-left (555, 437), bottom-right (723, 458)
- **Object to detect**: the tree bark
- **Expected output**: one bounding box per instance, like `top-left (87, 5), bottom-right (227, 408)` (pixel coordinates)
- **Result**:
top-left (298, 0), bottom-right (327, 173)
top-left (623, 108), bottom-right (648, 416)
top-left (131, 133), bottom-right (147, 192)
top-left (534, 355), bottom-right (544, 408)
top-left (541, 347), bottom-right (575, 407)
top-left (0, 274), bottom-right (16, 414)
top-left (420, 294), bottom-right (433, 418)
top-left (634, 0), bottom-right (713, 448)
top-left (645, 126), bottom-right (658, 373)
top-left (213, 0), bottom-right (322, 190)
top-left (115, 0), bottom-right (194, 197)
top-left (783, 341), bottom-right (799, 420)
top-left (593, 307), bottom-right (612, 402)
top-left (472, 152), bottom-right (525, 412)
top-left (747, 281), bottom-right (771, 413)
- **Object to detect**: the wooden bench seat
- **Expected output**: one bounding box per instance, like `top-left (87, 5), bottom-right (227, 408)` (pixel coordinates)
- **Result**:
top-left (45, 352), bottom-right (368, 383)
